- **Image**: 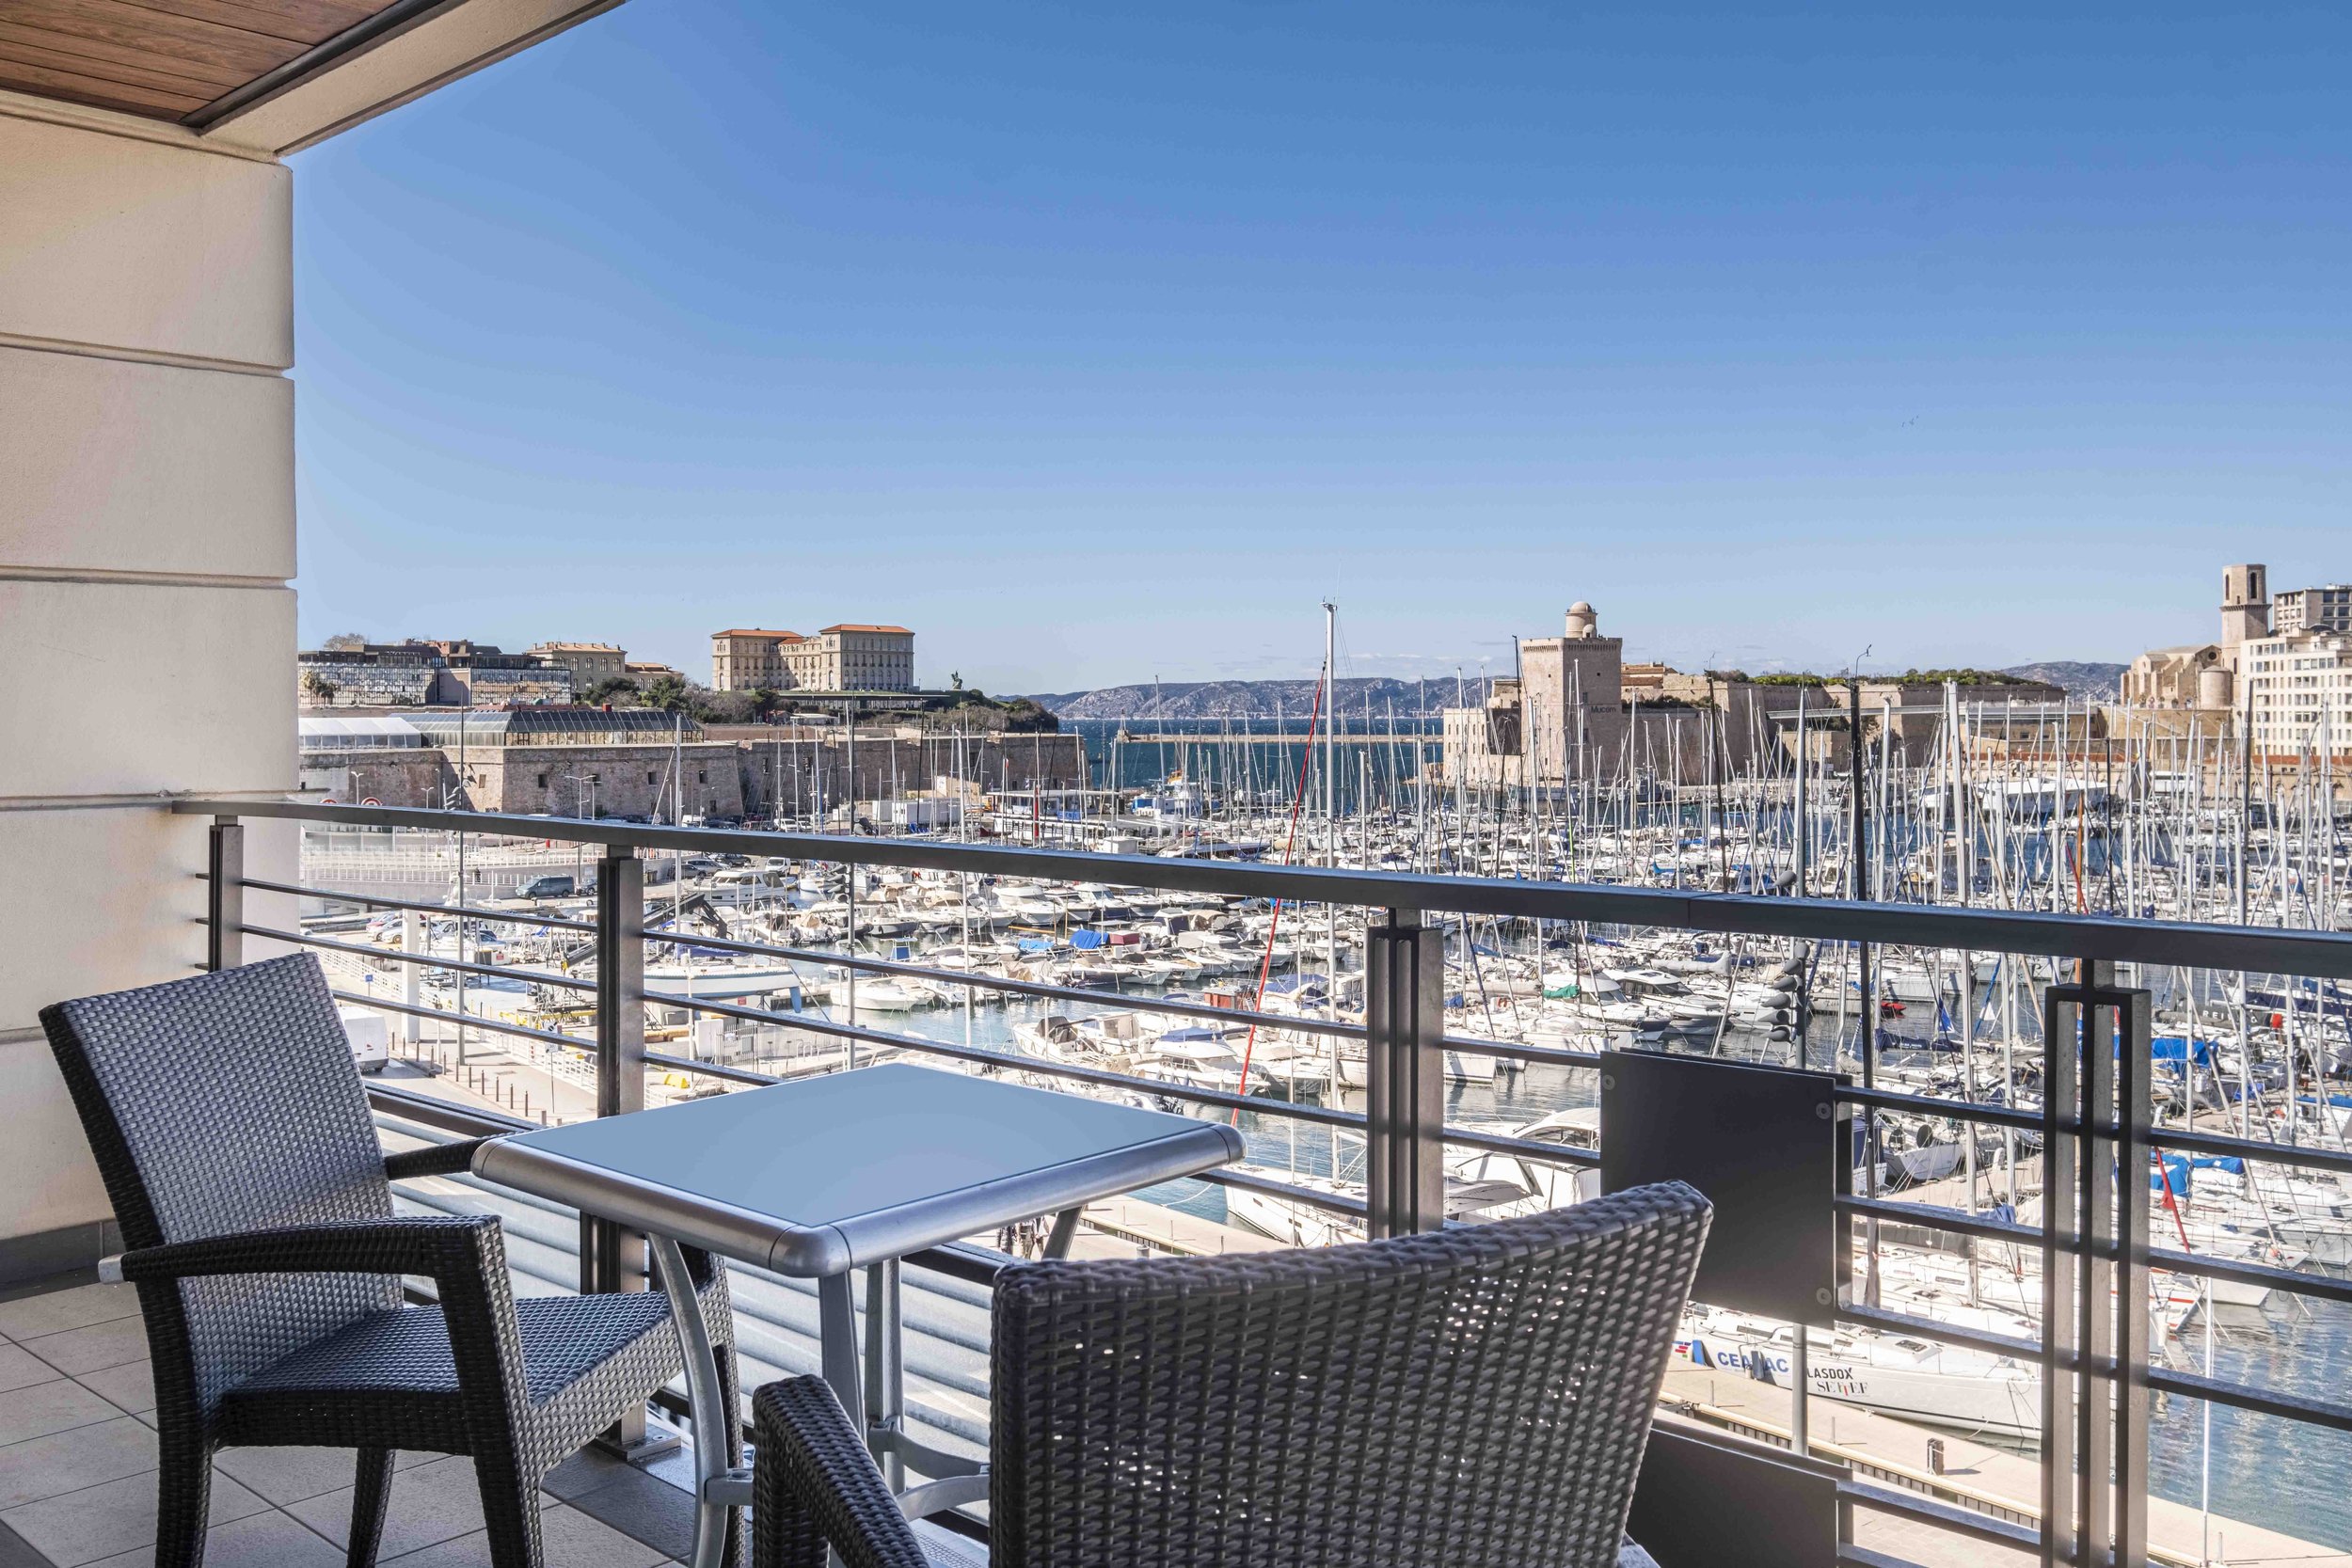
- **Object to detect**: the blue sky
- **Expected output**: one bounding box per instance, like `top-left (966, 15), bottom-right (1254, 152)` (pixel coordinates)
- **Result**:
top-left (290, 2), bottom-right (2352, 692)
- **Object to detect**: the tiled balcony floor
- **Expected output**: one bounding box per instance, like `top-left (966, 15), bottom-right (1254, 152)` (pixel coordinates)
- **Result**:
top-left (0, 1275), bottom-right (701, 1567)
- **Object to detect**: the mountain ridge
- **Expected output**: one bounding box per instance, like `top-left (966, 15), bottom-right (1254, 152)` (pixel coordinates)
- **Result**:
top-left (1027, 661), bottom-right (2131, 718)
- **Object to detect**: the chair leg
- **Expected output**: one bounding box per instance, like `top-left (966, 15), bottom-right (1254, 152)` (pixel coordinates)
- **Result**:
top-left (716, 1344), bottom-right (743, 1568)
top-left (154, 1429), bottom-right (214, 1568)
top-left (472, 1456), bottom-right (545, 1568)
top-left (346, 1447), bottom-right (395, 1568)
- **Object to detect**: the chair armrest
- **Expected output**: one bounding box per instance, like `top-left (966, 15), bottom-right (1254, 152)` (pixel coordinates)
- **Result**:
top-left (384, 1137), bottom-right (500, 1181)
top-left (752, 1378), bottom-right (930, 1568)
top-left (116, 1214), bottom-right (501, 1288)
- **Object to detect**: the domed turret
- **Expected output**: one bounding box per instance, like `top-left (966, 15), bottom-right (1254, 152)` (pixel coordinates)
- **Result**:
top-left (1565, 601), bottom-right (1597, 640)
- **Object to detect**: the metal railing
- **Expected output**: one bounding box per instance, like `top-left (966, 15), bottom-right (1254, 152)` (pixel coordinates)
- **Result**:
top-left (183, 797), bottom-right (2352, 1568)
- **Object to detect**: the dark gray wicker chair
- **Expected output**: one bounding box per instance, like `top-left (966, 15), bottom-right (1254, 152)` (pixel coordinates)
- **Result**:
top-left (40, 953), bottom-right (740, 1568)
top-left (751, 1180), bottom-right (1708, 1568)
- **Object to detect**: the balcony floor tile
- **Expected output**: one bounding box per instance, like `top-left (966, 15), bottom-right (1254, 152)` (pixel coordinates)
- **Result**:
top-left (18, 1321), bottom-right (146, 1380)
top-left (0, 1288), bottom-right (137, 1346)
top-left (2, 1467), bottom-right (271, 1566)
top-left (0, 1383), bottom-right (123, 1449)
top-left (86, 1508), bottom-right (342, 1568)
top-left (0, 1418), bottom-right (155, 1511)
top-left (66, 1363), bottom-right (150, 1418)
top-left (286, 1453), bottom-right (552, 1559)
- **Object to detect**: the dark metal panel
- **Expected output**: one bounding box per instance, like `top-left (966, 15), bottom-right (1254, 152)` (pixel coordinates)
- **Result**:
top-left (1601, 1051), bottom-right (1843, 1326)
top-left (1628, 1426), bottom-right (1840, 1568)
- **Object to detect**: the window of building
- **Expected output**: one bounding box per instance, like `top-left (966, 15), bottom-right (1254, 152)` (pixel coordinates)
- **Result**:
top-left (536, 773), bottom-right (548, 787)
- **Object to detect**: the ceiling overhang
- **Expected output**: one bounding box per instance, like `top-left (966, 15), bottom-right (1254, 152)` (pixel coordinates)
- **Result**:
top-left (0, 0), bottom-right (619, 155)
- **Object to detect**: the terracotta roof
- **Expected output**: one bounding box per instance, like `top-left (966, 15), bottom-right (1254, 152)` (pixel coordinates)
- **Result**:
top-left (819, 624), bottom-right (914, 635)
top-left (712, 628), bottom-right (803, 641)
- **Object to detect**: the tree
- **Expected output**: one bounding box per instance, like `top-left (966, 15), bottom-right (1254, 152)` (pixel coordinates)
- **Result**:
top-left (641, 673), bottom-right (691, 713)
top-left (748, 687), bottom-right (785, 721)
top-left (321, 632), bottom-right (368, 652)
top-left (999, 698), bottom-right (1060, 734)
top-left (300, 671), bottom-right (339, 705)
top-left (578, 675), bottom-right (642, 707)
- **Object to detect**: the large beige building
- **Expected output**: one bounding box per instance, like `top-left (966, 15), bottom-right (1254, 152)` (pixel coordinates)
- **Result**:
top-left (710, 624), bottom-right (916, 691)
top-left (2241, 629), bottom-right (2352, 758)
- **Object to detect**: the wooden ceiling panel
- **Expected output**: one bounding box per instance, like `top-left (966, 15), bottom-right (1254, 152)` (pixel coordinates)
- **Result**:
top-left (0, 42), bottom-right (210, 111)
top-left (0, 16), bottom-right (242, 88)
top-left (119, 0), bottom-right (386, 46)
top-left (0, 0), bottom-right (412, 122)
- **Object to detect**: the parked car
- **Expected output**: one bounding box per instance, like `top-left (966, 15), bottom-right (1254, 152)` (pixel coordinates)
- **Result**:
top-left (516, 875), bottom-right (577, 900)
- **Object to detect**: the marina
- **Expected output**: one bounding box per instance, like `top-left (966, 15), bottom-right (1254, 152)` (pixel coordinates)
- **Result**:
top-left (291, 646), bottom-right (2352, 1557)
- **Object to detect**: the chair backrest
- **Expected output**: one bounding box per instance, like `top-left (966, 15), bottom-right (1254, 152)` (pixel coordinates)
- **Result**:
top-left (40, 954), bottom-right (400, 1415)
top-left (989, 1180), bottom-right (1710, 1568)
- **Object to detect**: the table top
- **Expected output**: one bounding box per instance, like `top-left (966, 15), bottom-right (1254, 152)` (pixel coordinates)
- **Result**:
top-left (472, 1063), bottom-right (1244, 1275)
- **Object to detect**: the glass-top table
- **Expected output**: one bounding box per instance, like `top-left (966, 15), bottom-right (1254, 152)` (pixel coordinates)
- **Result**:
top-left (474, 1063), bottom-right (1244, 1568)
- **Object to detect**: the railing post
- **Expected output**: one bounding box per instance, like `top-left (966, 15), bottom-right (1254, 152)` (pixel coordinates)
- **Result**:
top-left (207, 817), bottom-right (243, 972)
top-left (2039, 977), bottom-right (2080, 1568)
top-left (2042, 964), bottom-right (2151, 1568)
top-left (1364, 906), bottom-right (1444, 1238)
top-left (587, 844), bottom-right (667, 1458)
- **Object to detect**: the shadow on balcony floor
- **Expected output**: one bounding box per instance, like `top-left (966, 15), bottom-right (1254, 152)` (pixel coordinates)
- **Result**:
top-left (0, 1272), bottom-right (698, 1567)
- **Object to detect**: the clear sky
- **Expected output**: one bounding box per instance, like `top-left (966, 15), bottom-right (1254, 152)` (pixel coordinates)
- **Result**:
top-left (289, 2), bottom-right (2351, 692)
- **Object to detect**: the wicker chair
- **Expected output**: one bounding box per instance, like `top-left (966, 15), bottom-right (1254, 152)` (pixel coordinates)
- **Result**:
top-left (40, 953), bottom-right (740, 1568)
top-left (751, 1180), bottom-right (1709, 1568)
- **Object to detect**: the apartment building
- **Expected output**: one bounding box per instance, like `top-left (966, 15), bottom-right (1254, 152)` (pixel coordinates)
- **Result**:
top-left (710, 624), bottom-right (916, 691)
top-left (2240, 629), bottom-right (2352, 757)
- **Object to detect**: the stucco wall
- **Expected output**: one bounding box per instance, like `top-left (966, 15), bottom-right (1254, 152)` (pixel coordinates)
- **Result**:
top-left (0, 107), bottom-right (296, 1245)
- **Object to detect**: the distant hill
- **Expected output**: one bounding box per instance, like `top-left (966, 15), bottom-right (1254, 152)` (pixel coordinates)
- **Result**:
top-left (1025, 678), bottom-right (1454, 721)
top-left (1998, 661), bottom-right (2127, 700)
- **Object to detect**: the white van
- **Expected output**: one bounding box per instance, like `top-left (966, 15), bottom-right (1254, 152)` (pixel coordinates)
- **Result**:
top-left (337, 1006), bottom-right (391, 1075)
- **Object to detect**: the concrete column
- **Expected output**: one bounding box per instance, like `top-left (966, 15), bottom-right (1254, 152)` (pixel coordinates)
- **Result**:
top-left (0, 103), bottom-right (297, 1267)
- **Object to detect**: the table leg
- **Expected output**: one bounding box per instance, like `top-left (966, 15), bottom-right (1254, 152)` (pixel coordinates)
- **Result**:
top-left (1043, 1206), bottom-right (1082, 1259)
top-left (864, 1259), bottom-right (904, 1487)
top-left (648, 1236), bottom-right (740, 1568)
top-left (818, 1271), bottom-right (864, 1435)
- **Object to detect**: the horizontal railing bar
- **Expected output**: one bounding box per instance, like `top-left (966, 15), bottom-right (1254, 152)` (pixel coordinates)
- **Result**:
top-left (1836, 1546), bottom-right (1931, 1568)
top-left (2147, 1123), bottom-right (2352, 1180)
top-left (643, 1050), bottom-right (780, 1088)
top-left (238, 923), bottom-right (597, 993)
top-left (1196, 1164), bottom-right (1368, 1218)
top-left (2145, 1243), bottom-right (2352, 1309)
top-left (1837, 1083), bottom-right (2044, 1133)
top-left (366, 1082), bottom-right (534, 1138)
top-left (246, 877), bottom-right (599, 934)
top-left (179, 798), bottom-right (2352, 978)
top-left (2145, 1365), bottom-right (2352, 1435)
top-left (1838, 1480), bottom-right (2042, 1554)
top-left (1441, 1034), bottom-right (1605, 1069)
top-left (1836, 1301), bottom-right (2049, 1367)
top-left (1439, 1125), bottom-right (1600, 1168)
top-left (331, 988), bottom-right (591, 1055)
top-left (632, 926), bottom-right (1367, 1039)
top-left (633, 989), bottom-right (1367, 1129)
top-left (899, 1241), bottom-right (1015, 1288)
top-left (1838, 1196), bottom-right (2042, 1249)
